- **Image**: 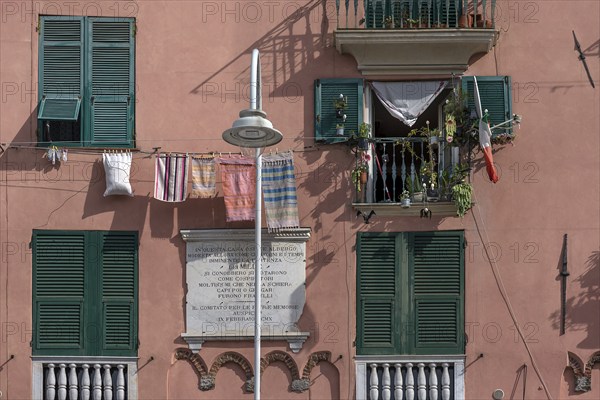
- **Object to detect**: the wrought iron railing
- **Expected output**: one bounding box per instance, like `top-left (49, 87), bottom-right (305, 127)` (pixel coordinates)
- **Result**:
top-left (357, 137), bottom-right (456, 204)
top-left (335, 0), bottom-right (496, 29)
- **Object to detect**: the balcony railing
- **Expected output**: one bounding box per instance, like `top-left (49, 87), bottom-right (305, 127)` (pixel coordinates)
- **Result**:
top-left (32, 358), bottom-right (138, 400)
top-left (355, 356), bottom-right (465, 400)
top-left (336, 0), bottom-right (496, 29)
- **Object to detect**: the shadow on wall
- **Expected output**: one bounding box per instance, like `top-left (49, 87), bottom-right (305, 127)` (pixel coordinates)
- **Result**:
top-left (550, 250), bottom-right (600, 348)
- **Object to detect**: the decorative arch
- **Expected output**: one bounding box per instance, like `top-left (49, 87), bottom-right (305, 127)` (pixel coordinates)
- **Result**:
top-left (209, 351), bottom-right (255, 393)
top-left (567, 351), bottom-right (600, 392)
top-left (287, 351), bottom-right (334, 392)
top-left (174, 348), bottom-right (212, 390)
top-left (259, 350), bottom-right (302, 392)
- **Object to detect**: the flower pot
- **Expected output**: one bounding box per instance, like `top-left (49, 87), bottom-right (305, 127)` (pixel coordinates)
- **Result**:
top-left (429, 136), bottom-right (439, 145)
top-left (358, 138), bottom-right (369, 151)
top-left (360, 171), bottom-right (368, 185)
top-left (336, 127), bottom-right (345, 136)
top-left (411, 192), bottom-right (424, 203)
top-left (401, 198), bottom-right (411, 208)
top-left (427, 188), bottom-right (440, 202)
top-left (458, 14), bottom-right (472, 28)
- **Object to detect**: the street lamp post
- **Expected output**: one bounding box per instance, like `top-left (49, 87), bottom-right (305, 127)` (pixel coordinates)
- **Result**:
top-left (221, 49), bottom-right (283, 400)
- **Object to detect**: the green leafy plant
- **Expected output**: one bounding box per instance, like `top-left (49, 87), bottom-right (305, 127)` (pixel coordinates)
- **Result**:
top-left (400, 190), bottom-right (410, 201)
top-left (358, 122), bottom-right (370, 138)
top-left (351, 151), bottom-right (371, 192)
top-left (452, 182), bottom-right (473, 217)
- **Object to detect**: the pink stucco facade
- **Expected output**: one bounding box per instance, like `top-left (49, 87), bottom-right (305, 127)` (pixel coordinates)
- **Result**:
top-left (0, 1), bottom-right (598, 399)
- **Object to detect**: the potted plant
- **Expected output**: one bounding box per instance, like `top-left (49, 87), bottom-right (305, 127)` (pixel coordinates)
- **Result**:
top-left (336, 123), bottom-right (345, 136)
top-left (383, 15), bottom-right (394, 29)
top-left (400, 190), bottom-right (411, 208)
top-left (351, 151), bottom-right (371, 193)
top-left (333, 94), bottom-right (347, 119)
top-left (357, 122), bottom-right (370, 150)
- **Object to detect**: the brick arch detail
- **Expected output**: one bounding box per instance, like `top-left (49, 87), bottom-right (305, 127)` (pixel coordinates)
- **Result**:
top-left (260, 350), bottom-right (300, 380)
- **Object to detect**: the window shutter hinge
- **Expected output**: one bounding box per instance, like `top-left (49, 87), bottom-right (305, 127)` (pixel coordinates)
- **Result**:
top-left (463, 238), bottom-right (467, 249)
top-left (29, 241), bottom-right (32, 249)
top-left (36, 16), bottom-right (40, 33)
top-left (133, 23), bottom-right (137, 37)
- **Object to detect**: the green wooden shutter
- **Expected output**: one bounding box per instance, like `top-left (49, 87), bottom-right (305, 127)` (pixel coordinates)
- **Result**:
top-left (100, 232), bottom-right (138, 356)
top-left (38, 17), bottom-right (84, 122)
top-left (33, 231), bottom-right (86, 355)
top-left (357, 233), bottom-right (400, 355)
top-left (463, 76), bottom-right (513, 134)
top-left (365, 0), bottom-right (387, 28)
top-left (314, 79), bottom-right (363, 143)
top-left (410, 231), bottom-right (464, 354)
top-left (88, 18), bottom-right (135, 147)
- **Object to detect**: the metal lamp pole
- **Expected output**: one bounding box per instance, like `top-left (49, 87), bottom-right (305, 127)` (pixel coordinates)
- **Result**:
top-left (222, 49), bottom-right (283, 400)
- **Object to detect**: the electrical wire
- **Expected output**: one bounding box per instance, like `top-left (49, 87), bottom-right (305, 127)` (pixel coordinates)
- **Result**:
top-left (471, 188), bottom-right (553, 400)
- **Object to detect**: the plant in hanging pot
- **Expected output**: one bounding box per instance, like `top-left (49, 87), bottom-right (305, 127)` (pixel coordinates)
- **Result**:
top-left (333, 94), bottom-right (347, 119)
top-left (351, 151), bottom-right (371, 193)
top-left (357, 122), bottom-right (371, 150)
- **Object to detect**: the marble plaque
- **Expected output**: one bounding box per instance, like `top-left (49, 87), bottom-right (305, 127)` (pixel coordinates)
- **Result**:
top-left (182, 229), bottom-right (310, 338)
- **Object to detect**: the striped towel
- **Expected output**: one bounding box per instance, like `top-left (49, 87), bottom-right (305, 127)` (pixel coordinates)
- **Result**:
top-left (218, 156), bottom-right (256, 222)
top-left (154, 154), bottom-right (189, 202)
top-left (262, 152), bottom-right (299, 231)
top-left (191, 157), bottom-right (216, 198)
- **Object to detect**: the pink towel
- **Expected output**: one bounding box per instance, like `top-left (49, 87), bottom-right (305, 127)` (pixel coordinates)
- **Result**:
top-left (218, 156), bottom-right (255, 222)
top-left (154, 154), bottom-right (189, 202)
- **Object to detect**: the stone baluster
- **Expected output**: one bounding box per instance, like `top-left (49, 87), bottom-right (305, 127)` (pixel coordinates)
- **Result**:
top-left (382, 363), bottom-right (391, 400)
top-left (92, 364), bottom-right (102, 400)
top-left (46, 364), bottom-right (57, 400)
top-left (382, 143), bottom-right (388, 200)
top-left (401, 143), bottom-right (407, 191)
top-left (116, 365), bottom-right (126, 400)
top-left (429, 363), bottom-right (439, 400)
top-left (57, 364), bottom-right (67, 400)
top-left (103, 364), bottom-right (114, 400)
top-left (369, 363), bottom-right (379, 400)
top-left (68, 364), bottom-right (78, 400)
top-left (405, 363), bottom-right (414, 400)
top-left (394, 363), bottom-right (403, 400)
top-left (441, 363), bottom-right (451, 400)
top-left (81, 364), bottom-right (91, 400)
top-left (417, 363), bottom-right (426, 400)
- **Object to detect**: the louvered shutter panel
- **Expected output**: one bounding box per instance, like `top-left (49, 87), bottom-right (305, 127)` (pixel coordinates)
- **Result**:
top-left (463, 76), bottom-right (513, 134)
top-left (100, 232), bottom-right (138, 356)
top-left (410, 231), bottom-right (464, 354)
top-left (357, 233), bottom-right (399, 354)
top-left (314, 79), bottom-right (363, 143)
top-left (38, 17), bottom-right (83, 121)
top-left (365, 0), bottom-right (387, 28)
top-left (88, 18), bottom-right (135, 147)
top-left (33, 231), bottom-right (86, 355)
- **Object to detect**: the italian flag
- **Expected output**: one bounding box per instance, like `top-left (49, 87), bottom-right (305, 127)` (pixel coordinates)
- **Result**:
top-left (473, 77), bottom-right (499, 183)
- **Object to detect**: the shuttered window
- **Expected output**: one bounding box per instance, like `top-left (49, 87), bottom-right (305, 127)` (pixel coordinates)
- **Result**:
top-left (314, 79), bottom-right (363, 143)
top-left (38, 16), bottom-right (135, 148)
top-left (357, 231), bottom-right (464, 355)
top-left (32, 230), bottom-right (138, 356)
top-left (462, 76), bottom-right (512, 134)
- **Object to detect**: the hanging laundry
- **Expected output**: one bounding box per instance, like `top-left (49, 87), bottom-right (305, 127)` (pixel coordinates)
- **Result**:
top-left (154, 153), bottom-right (189, 202)
top-left (190, 156), bottom-right (216, 198)
top-left (218, 156), bottom-right (255, 222)
top-left (103, 152), bottom-right (133, 197)
top-left (44, 146), bottom-right (64, 165)
top-left (262, 152), bottom-right (299, 231)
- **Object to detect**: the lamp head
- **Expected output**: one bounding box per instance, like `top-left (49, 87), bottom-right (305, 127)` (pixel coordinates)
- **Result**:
top-left (222, 109), bottom-right (283, 149)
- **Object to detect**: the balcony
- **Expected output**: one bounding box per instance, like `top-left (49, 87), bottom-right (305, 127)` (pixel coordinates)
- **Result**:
top-left (32, 358), bottom-right (138, 399)
top-left (353, 136), bottom-right (461, 217)
top-left (355, 356), bottom-right (465, 400)
top-left (334, 0), bottom-right (498, 75)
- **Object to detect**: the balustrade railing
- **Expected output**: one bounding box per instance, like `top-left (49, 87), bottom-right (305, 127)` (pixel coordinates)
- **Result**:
top-left (356, 357), bottom-right (465, 400)
top-left (335, 0), bottom-right (496, 29)
top-left (33, 359), bottom-right (137, 400)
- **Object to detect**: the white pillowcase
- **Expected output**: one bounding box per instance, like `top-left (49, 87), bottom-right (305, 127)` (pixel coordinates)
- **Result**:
top-left (103, 152), bottom-right (133, 196)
